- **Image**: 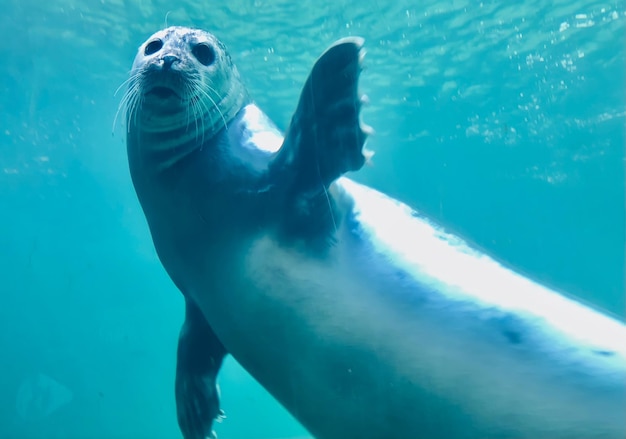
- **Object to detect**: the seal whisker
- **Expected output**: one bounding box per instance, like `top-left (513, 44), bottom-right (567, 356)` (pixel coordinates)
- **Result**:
top-left (183, 82), bottom-right (197, 138)
top-left (124, 83), bottom-right (143, 134)
top-left (186, 81), bottom-right (206, 146)
top-left (113, 78), bottom-right (141, 134)
top-left (114, 82), bottom-right (137, 126)
top-left (184, 83), bottom-right (194, 130)
top-left (196, 97), bottom-right (207, 147)
top-left (121, 82), bottom-right (140, 114)
top-left (202, 81), bottom-right (228, 132)
top-left (114, 71), bottom-right (141, 98)
top-left (204, 79), bottom-right (225, 103)
top-left (197, 83), bottom-right (225, 131)
top-left (164, 11), bottom-right (171, 28)
top-left (189, 84), bottom-right (222, 144)
top-left (192, 81), bottom-right (211, 147)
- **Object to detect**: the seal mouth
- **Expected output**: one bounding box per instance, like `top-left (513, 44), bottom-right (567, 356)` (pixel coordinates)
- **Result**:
top-left (146, 86), bottom-right (179, 99)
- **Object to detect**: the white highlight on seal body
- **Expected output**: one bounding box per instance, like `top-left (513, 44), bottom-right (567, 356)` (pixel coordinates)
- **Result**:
top-left (222, 176), bottom-right (626, 439)
top-left (239, 104), bottom-right (283, 153)
top-left (226, 104), bottom-right (284, 175)
top-left (340, 176), bottom-right (626, 356)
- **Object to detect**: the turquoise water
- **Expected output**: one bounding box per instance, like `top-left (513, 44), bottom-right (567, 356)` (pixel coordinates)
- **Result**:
top-left (0, 1), bottom-right (624, 438)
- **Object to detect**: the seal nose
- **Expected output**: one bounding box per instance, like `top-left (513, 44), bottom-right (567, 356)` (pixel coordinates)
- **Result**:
top-left (162, 54), bottom-right (179, 69)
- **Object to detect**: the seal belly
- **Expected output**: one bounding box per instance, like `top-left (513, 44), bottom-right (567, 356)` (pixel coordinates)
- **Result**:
top-left (194, 177), bottom-right (626, 439)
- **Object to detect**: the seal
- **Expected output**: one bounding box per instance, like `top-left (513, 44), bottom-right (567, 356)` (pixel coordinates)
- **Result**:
top-left (123, 26), bottom-right (626, 439)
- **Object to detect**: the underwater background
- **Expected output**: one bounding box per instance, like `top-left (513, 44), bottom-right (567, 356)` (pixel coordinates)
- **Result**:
top-left (0, 0), bottom-right (624, 438)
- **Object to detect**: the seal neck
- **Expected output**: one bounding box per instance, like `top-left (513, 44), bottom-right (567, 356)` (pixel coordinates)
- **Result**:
top-left (128, 84), bottom-right (251, 173)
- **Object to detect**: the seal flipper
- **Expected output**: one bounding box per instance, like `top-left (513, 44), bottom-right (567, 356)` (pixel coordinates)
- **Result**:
top-left (176, 300), bottom-right (227, 439)
top-left (270, 37), bottom-right (370, 195)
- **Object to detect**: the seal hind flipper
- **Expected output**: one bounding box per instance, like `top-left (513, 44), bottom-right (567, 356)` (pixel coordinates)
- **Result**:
top-left (270, 37), bottom-right (371, 196)
top-left (175, 300), bottom-right (227, 439)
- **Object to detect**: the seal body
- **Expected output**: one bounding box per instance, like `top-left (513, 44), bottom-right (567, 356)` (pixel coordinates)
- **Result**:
top-left (124, 26), bottom-right (626, 439)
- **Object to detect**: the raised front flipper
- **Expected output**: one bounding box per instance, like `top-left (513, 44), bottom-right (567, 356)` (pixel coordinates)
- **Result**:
top-left (270, 37), bottom-right (371, 197)
top-left (176, 300), bottom-right (227, 439)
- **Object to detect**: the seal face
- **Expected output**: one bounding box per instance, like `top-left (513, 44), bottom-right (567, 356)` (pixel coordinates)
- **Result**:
top-left (123, 27), bottom-right (626, 439)
top-left (123, 26), bottom-right (248, 171)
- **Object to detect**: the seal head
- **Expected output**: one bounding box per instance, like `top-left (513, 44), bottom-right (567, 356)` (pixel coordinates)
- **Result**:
top-left (123, 26), bottom-right (249, 171)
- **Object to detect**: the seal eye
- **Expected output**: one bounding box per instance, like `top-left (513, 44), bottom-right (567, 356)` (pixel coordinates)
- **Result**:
top-left (192, 43), bottom-right (215, 66)
top-left (145, 39), bottom-right (163, 56)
